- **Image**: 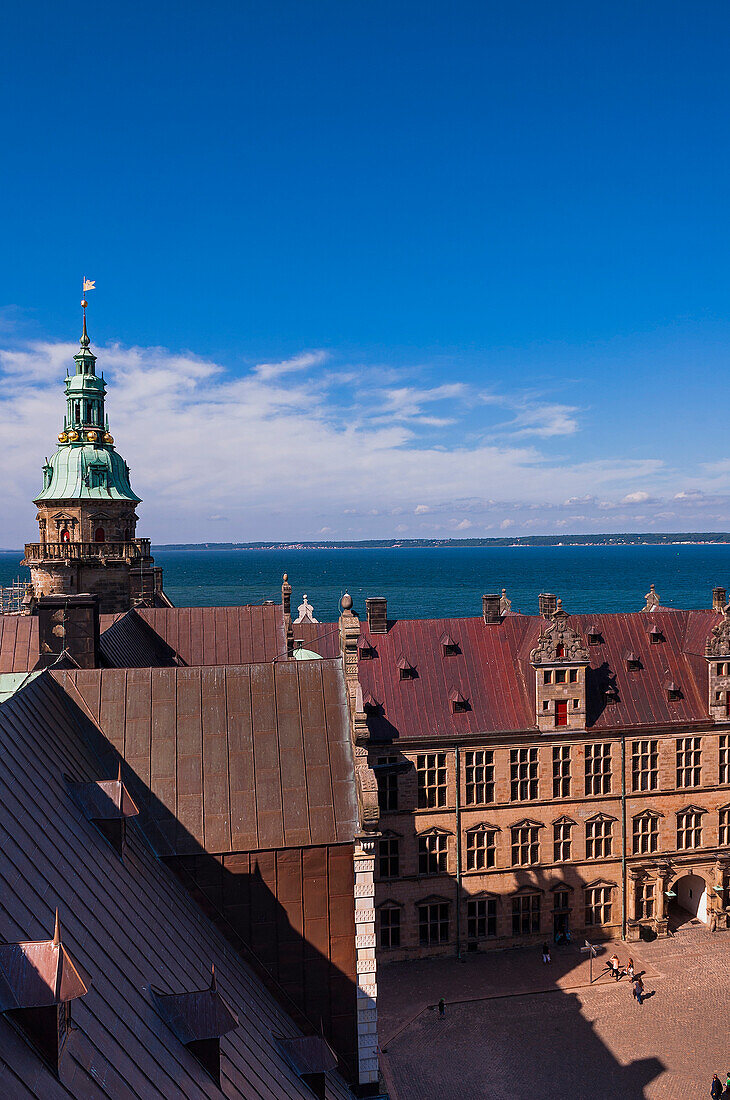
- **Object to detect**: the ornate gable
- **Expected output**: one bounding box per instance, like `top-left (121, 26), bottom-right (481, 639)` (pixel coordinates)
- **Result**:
top-left (706, 605), bottom-right (730, 658)
top-left (530, 600), bottom-right (588, 665)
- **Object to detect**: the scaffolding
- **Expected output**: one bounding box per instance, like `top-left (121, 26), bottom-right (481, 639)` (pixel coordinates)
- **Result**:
top-left (0, 578), bottom-right (31, 616)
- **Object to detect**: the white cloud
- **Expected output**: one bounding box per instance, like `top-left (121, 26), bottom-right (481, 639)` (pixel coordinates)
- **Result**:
top-left (454, 519), bottom-right (472, 530)
top-left (0, 335), bottom-right (726, 544)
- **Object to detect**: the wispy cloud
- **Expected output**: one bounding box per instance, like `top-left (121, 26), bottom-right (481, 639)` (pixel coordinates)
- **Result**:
top-left (0, 336), bottom-right (727, 543)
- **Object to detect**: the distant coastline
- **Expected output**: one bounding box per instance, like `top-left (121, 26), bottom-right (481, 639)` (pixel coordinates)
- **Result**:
top-left (149, 532), bottom-right (730, 552)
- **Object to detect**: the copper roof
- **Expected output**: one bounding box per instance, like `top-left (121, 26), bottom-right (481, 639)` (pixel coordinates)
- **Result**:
top-left (357, 609), bottom-right (720, 739)
top-left (131, 605), bottom-right (287, 666)
top-left (55, 659), bottom-right (359, 856)
top-left (0, 615), bottom-right (38, 673)
top-left (0, 671), bottom-right (355, 1098)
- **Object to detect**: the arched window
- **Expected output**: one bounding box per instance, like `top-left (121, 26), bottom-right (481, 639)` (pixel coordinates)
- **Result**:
top-left (61, 528), bottom-right (70, 543)
top-left (94, 527), bottom-right (105, 543)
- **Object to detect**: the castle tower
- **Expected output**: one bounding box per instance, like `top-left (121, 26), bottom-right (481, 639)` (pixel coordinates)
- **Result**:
top-left (22, 305), bottom-right (166, 613)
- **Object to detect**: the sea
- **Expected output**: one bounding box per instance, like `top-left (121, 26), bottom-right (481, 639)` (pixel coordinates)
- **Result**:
top-left (2, 544), bottom-right (730, 620)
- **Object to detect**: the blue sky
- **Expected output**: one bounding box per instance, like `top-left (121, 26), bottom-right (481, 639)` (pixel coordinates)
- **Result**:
top-left (1, 1), bottom-right (730, 543)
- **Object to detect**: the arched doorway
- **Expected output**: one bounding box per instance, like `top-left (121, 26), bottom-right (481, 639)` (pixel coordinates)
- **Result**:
top-left (670, 873), bottom-right (707, 926)
top-left (61, 528), bottom-right (70, 543)
top-left (94, 527), bottom-right (105, 543)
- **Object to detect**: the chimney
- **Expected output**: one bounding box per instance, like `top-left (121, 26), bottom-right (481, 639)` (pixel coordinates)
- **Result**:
top-left (482, 594), bottom-right (501, 624)
top-left (281, 573), bottom-right (292, 617)
top-left (37, 594), bottom-right (100, 669)
top-left (366, 596), bottom-right (388, 634)
top-left (713, 586), bottom-right (727, 612)
top-left (538, 593), bottom-right (557, 619)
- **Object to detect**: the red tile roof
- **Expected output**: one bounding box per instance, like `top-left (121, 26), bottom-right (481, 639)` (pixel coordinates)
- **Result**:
top-left (55, 659), bottom-right (359, 856)
top-left (0, 672), bottom-right (355, 1098)
top-left (357, 610), bottom-right (722, 740)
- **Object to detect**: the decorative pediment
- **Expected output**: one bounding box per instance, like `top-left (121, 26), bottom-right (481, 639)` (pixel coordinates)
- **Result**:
top-left (551, 815), bottom-right (576, 827)
top-left (511, 883), bottom-right (544, 896)
top-left (584, 877), bottom-right (617, 890)
top-left (632, 808), bottom-right (664, 820)
top-left (585, 812), bottom-right (616, 824)
top-left (548, 880), bottom-right (574, 892)
top-left (465, 821), bottom-right (501, 834)
top-left (418, 825), bottom-right (453, 837)
top-left (375, 898), bottom-right (403, 910)
top-left (706, 606), bottom-right (730, 657)
top-left (676, 804), bottom-right (707, 817)
top-left (510, 818), bottom-right (545, 830)
top-left (530, 600), bottom-right (588, 665)
top-left (415, 894), bottom-right (450, 907)
top-left (379, 828), bottom-right (403, 838)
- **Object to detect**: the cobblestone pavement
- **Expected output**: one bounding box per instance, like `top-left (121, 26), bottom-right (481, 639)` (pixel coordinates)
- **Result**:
top-left (378, 925), bottom-right (730, 1099)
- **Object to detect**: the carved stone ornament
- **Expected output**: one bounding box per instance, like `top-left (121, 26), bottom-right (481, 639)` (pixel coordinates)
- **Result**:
top-left (706, 604), bottom-right (730, 657)
top-left (643, 583), bottom-right (661, 613)
top-left (499, 588), bottom-right (512, 615)
top-left (529, 600), bottom-right (588, 665)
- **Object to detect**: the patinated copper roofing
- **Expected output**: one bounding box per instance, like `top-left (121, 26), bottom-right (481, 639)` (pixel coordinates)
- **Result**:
top-left (0, 671), bottom-right (355, 1098)
top-left (130, 605), bottom-right (287, 666)
top-left (55, 659), bottom-right (359, 856)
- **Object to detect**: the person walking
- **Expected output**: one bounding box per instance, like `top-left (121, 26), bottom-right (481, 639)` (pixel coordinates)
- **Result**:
top-left (438, 998), bottom-right (445, 1018)
top-left (633, 977), bottom-right (645, 1005)
top-left (626, 957), bottom-right (635, 981)
top-left (541, 942), bottom-right (551, 964)
top-left (711, 1074), bottom-right (723, 1099)
top-left (609, 952), bottom-right (621, 980)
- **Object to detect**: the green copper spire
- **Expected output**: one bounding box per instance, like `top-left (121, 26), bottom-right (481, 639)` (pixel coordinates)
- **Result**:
top-left (35, 305), bottom-right (141, 504)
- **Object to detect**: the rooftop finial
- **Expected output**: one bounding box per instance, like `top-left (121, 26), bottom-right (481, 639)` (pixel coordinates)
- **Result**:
top-left (53, 908), bottom-right (61, 947)
top-left (80, 277), bottom-right (96, 346)
top-left (210, 963), bottom-right (217, 990)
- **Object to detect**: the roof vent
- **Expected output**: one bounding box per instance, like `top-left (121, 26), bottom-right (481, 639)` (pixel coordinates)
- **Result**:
top-left (482, 594), bottom-right (501, 624)
top-left (538, 593), bottom-right (557, 619)
top-left (440, 633), bottom-right (460, 657)
top-left (365, 596), bottom-right (388, 634)
top-left (152, 966), bottom-right (239, 1086)
top-left (37, 593), bottom-right (100, 669)
top-left (449, 688), bottom-right (470, 713)
top-left (604, 683), bottom-right (619, 702)
top-left (625, 652), bottom-right (641, 670)
top-left (278, 1035), bottom-right (338, 1100)
top-left (714, 587), bottom-right (727, 612)
top-left (586, 625), bottom-right (602, 645)
top-left (397, 655), bottom-right (417, 680)
top-left (665, 680), bottom-right (682, 701)
top-left (357, 634), bottom-right (376, 660)
top-left (0, 911), bottom-right (88, 1074)
top-left (66, 763), bottom-right (139, 856)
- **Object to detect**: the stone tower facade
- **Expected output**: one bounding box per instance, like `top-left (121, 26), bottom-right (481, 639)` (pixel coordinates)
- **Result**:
top-left (22, 310), bottom-right (166, 613)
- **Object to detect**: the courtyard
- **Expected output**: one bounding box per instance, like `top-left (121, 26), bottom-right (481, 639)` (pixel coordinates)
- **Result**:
top-left (378, 921), bottom-right (730, 1099)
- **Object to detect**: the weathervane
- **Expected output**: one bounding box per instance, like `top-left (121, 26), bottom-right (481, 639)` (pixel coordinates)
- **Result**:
top-left (81, 277), bottom-right (95, 332)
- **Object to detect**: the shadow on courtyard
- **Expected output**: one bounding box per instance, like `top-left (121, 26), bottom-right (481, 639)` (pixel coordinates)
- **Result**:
top-left (377, 864), bottom-right (665, 1100)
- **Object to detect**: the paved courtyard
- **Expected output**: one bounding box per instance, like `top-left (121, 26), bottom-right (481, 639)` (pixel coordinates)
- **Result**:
top-left (378, 923), bottom-right (730, 1099)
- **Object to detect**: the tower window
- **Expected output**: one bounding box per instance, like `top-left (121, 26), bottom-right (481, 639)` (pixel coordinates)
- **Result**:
top-left (94, 527), bottom-right (105, 543)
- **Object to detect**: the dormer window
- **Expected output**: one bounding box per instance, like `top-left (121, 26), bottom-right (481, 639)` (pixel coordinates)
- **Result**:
top-left (648, 625), bottom-right (664, 644)
top-left (362, 693), bottom-right (380, 713)
top-left (0, 912), bottom-right (88, 1075)
top-left (440, 633), bottom-right (460, 657)
top-left (397, 656), bottom-right (417, 680)
top-left (449, 688), bottom-right (469, 713)
top-left (89, 466), bottom-right (107, 490)
top-left (625, 652), bottom-right (641, 671)
top-left (152, 966), bottom-right (239, 1087)
top-left (357, 635), bottom-right (376, 660)
top-left (666, 680), bottom-right (682, 701)
top-left (555, 644), bottom-right (565, 659)
top-left (42, 464), bottom-right (53, 490)
top-left (66, 765), bottom-right (139, 857)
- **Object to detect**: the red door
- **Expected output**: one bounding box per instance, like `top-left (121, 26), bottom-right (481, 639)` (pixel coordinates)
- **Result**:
top-left (555, 700), bottom-right (568, 727)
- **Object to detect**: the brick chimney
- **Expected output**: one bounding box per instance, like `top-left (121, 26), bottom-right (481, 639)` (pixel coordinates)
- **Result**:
top-left (37, 594), bottom-right (100, 669)
top-left (539, 593), bottom-right (557, 618)
top-left (365, 596), bottom-right (388, 633)
top-left (713, 586), bottom-right (727, 612)
top-left (482, 594), bottom-right (501, 624)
